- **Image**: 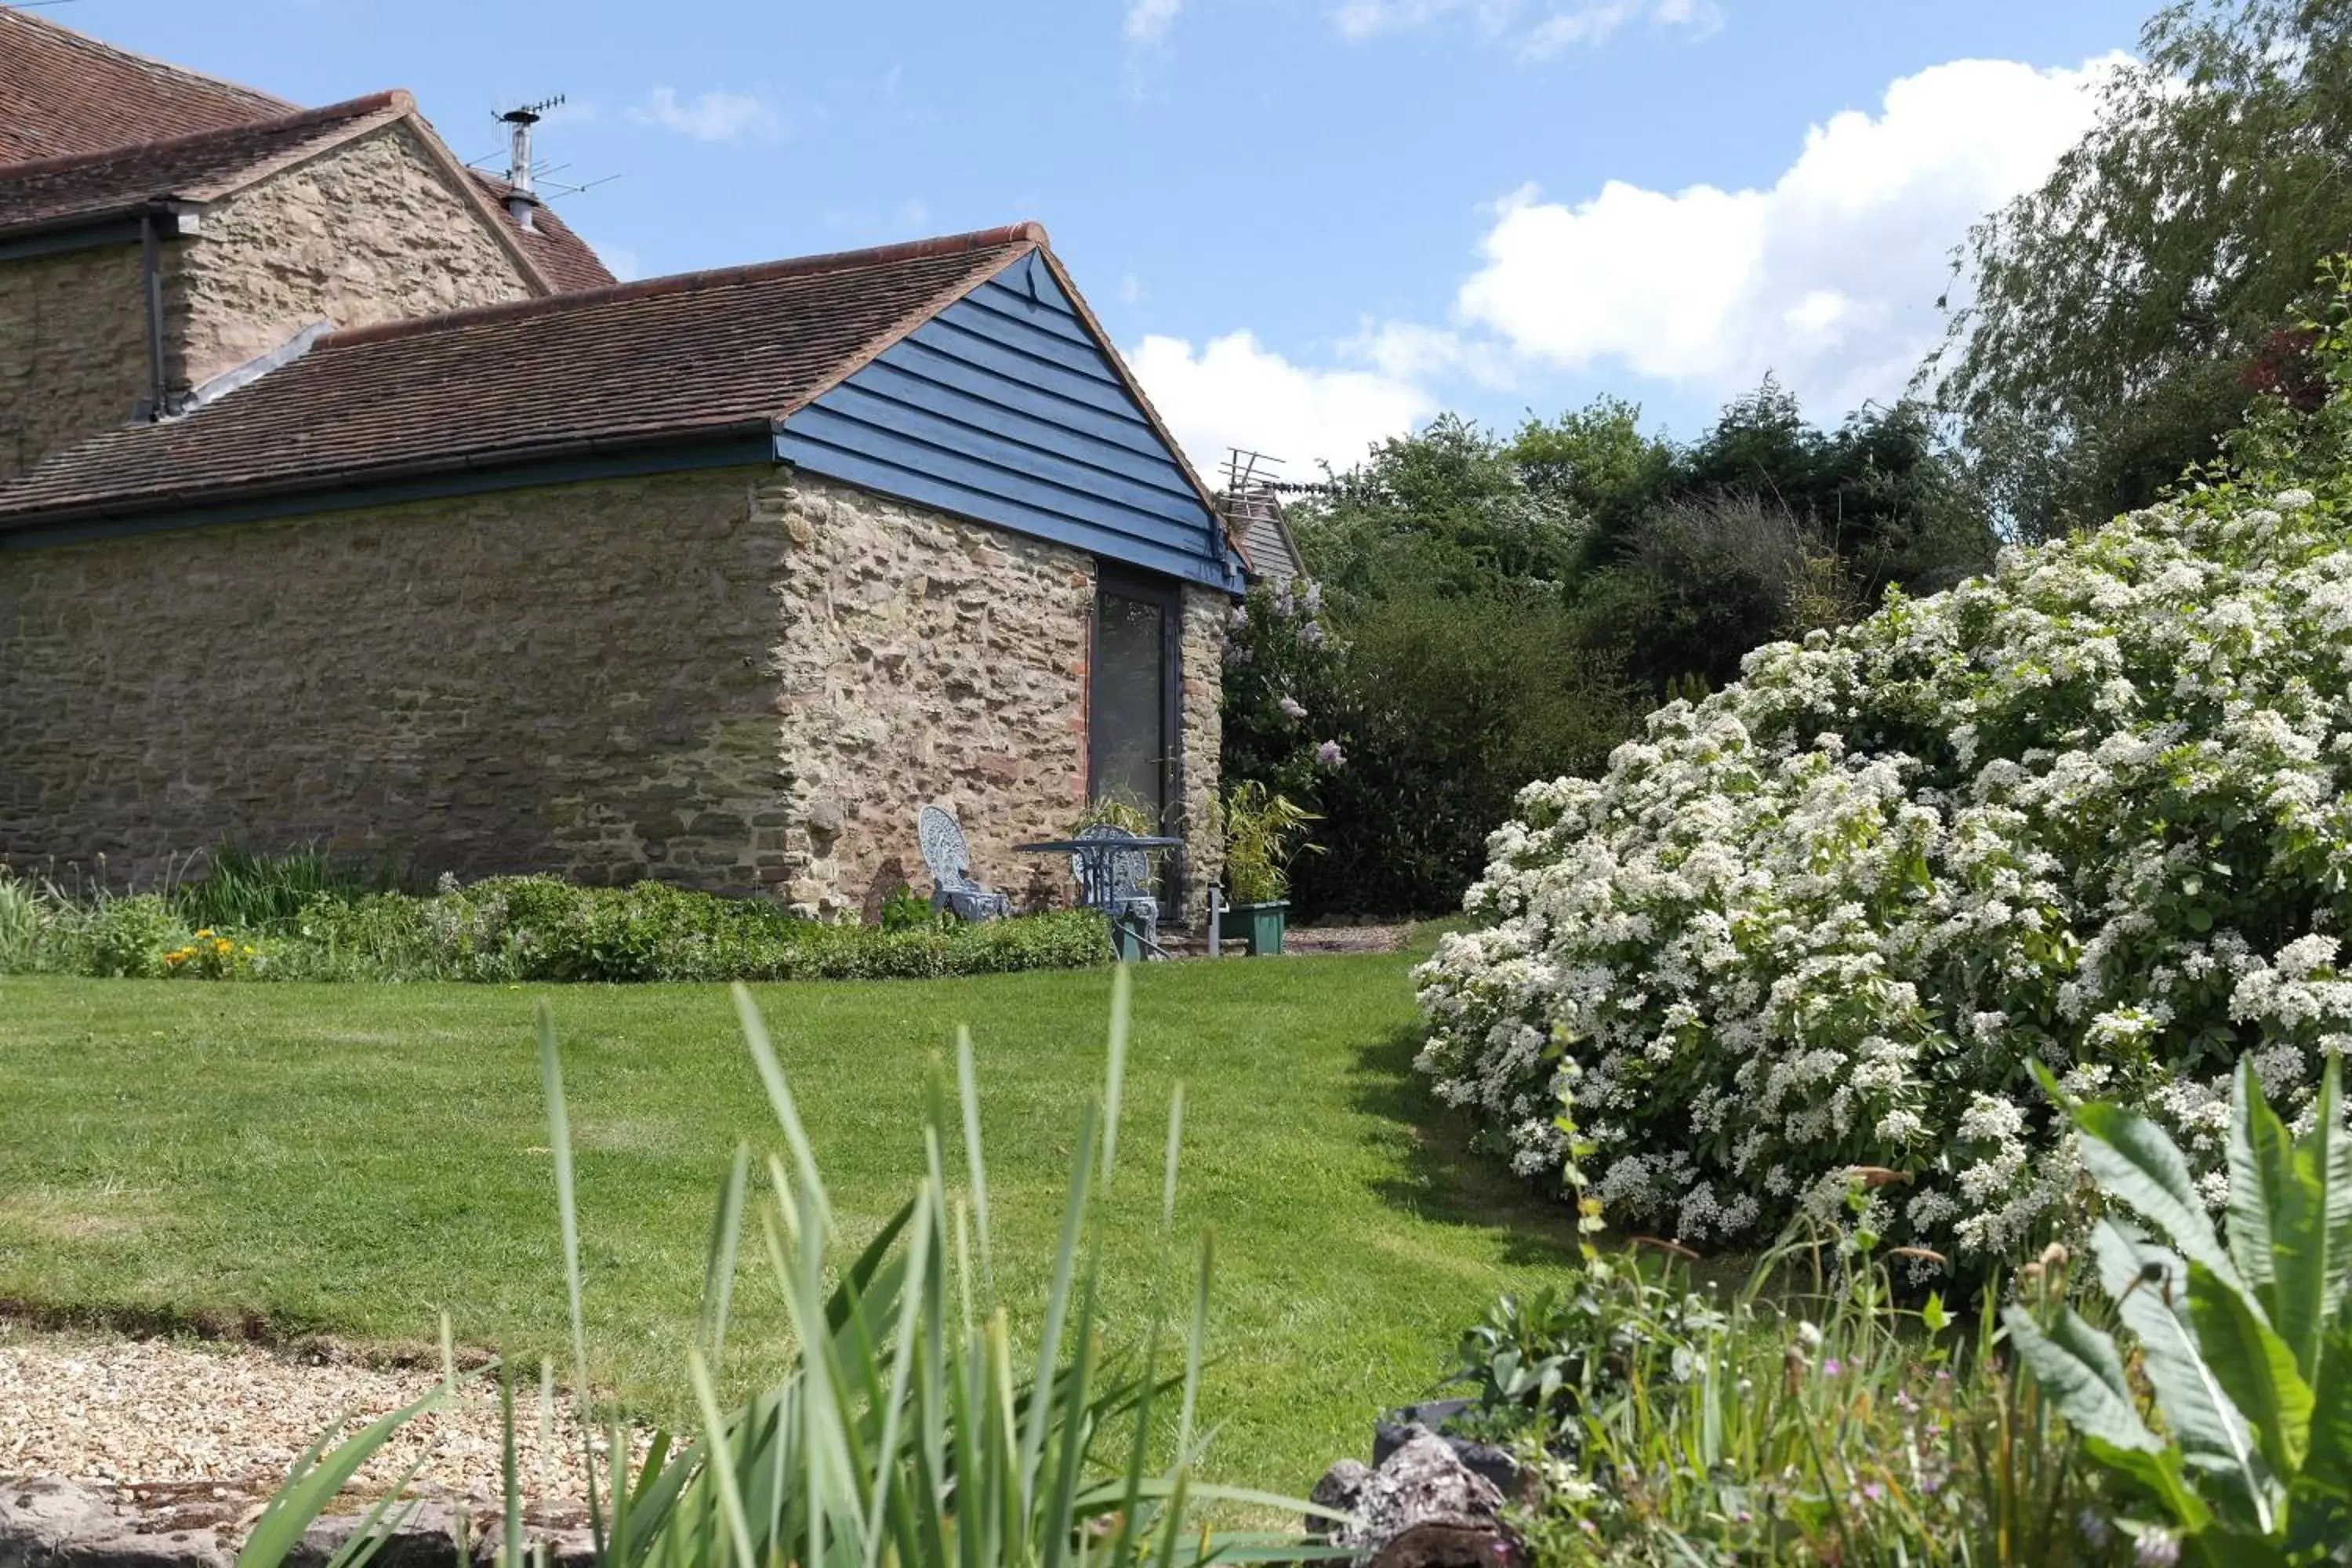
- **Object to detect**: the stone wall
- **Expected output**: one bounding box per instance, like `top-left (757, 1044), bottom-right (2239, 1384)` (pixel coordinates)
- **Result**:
top-left (0, 245), bottom-right (149, 481)
top-left (0, 467), bottom-right (789, 889)
top-left (0, 461), bottom-right (1226, 918)
top-left (169, 122), bottom-right (533, 388)
top-left (1177, 585), bottom-right (1227, 922)
top-left (761, 471), bottom-right (1097, 920)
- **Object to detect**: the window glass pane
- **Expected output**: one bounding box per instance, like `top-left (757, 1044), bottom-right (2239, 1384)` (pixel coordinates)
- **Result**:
top-left (1092, 592), bottom-right (1165, 822)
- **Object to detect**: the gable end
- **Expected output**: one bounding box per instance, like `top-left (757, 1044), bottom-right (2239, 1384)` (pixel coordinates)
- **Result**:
top-left (774, 249), bottom-right (1239, 590)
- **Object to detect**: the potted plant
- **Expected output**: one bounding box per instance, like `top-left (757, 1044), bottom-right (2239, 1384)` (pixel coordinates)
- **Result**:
top-left (1220, 782), bottom-right (1318, 956)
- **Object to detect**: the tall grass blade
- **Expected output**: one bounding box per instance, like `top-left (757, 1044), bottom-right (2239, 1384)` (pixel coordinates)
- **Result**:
top-left (535, 1004), bottom-right (603, 1558)
top-left (1021, 1097), bottom-right (1099, 1505)
top-left (734, 982), bottom-right (834, 1238)
top-left (1161, 1084), bottom-right (1185, 1233)
top-left (687, 1348), bottom-right (759, 1568)
top-left (956, 1025), bottom-right (992, 1272)
top-left (1102, 964), bottom-right (1131, 1191)
top-left (701, 1142), bottom-right (751, 1370)
top-left (1180, 1232), bottom-right (1210, 1455)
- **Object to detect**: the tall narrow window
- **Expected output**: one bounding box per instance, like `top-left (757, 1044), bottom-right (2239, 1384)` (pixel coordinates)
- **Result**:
top-left (1090, 584), bottom-right (1171, 827)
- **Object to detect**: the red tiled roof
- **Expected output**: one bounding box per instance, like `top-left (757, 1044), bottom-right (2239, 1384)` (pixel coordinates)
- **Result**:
top-left (0, 7), bottom-right (291, 164)
top-left (0, 225), bottom-right (1047, 526)
top-left (467, 170), bottom-right (618, 292)
top-left (0, 93), bottom-right (406, 238)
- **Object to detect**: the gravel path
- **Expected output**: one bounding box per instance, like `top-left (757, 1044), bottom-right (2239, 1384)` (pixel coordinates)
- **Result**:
top-left (0, 1320), bottom-right (631, 1532)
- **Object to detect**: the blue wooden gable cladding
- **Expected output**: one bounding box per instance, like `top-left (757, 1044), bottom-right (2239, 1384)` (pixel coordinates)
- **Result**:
top-left (774, 250), bottom-right (1241, 591)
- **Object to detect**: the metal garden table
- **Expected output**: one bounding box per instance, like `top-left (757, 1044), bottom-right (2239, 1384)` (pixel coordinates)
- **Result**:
top-left (1014, 833), bottom-right (1185, 960)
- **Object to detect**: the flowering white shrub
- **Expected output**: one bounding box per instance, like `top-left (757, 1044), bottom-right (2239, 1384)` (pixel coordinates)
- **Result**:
top-left (1417, 476), bottom-right (2352, 1265)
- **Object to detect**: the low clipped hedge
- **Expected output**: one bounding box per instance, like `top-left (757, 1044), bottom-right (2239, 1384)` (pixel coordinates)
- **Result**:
top-left (0, 872), bottom-right (1110, 983)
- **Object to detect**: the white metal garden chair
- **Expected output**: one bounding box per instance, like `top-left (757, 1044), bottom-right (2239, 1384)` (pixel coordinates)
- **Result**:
top-left (916, 804), bottom-right (1013, 922)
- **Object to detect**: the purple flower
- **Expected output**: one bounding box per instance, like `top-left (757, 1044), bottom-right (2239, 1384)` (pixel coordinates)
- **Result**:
top-left (1860, 1483), bottom-right (1883, 1503)
top-left (1279, 695), bottom-right (1308, 720)
top-left (1316, 739), bottom-right (1345, 767)
top-left (1300, 619), bottom-right (1327, 647)
top-left (2135, 1531), bottom-right (2180, 1568)
top-left (1303, 581), bottom-right (1323, 612)
top-left (1820, 1358), bottom-right (1842, 1377)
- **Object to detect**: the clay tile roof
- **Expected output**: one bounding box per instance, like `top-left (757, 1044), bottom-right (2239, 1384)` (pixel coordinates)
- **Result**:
top-left (0, 7), bottom-right (292, 164)
top-left (466, 170), bottom-right (618, 292)
top-left (0, 93), bottom-right (408, 238)
top-left (0, 224), bottom-right (1048, 526)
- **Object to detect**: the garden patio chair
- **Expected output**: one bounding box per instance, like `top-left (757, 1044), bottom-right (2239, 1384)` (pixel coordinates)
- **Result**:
top-left (1072, 823), bottom-right (1163, 958)
top-left (916, 804), bottom-right (1013, 922)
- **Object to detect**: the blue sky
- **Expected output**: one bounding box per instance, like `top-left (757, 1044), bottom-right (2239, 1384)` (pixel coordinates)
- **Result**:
top-left (56, 0), bottom-right (2150, 475)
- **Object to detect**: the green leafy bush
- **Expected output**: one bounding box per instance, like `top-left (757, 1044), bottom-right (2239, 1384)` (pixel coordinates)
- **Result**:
top-left (1, 869), bottom-right (1109, 984)
top-left (59, 893), bottom-right (187, 979)
top-left (2005, 1057), bottom-right (2352, 1564)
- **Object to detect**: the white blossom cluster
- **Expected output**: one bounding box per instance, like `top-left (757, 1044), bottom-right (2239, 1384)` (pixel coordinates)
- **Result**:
top-left (1416, 482), bottom-right (2352, 1265)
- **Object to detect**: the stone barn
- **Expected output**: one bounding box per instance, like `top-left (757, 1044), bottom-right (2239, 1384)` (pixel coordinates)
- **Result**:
top-left (0, 9), bottom-right (1246, 919)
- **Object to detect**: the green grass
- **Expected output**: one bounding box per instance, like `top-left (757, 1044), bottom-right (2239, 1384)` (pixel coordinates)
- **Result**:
top-left (0, 955), bottom-right (1575, 1496)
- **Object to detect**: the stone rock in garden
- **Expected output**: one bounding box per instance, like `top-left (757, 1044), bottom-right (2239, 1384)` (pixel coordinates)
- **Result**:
top-left (0, 1478), bottom-right (229, 1568)
top-left (1306, 1457), bottom-right (1373, 1539)
top-left (468, 1526), bottom-right (597, 1568)
top-left (285, 1502), bottom-right (470, 1568)
top-left (1373, 1402), bottom-right (1523, 1497)
top-left (1337, 1432), bottom-right (1515, 1568)
top-left (1367, 1519), bottom-right (1523, 1568)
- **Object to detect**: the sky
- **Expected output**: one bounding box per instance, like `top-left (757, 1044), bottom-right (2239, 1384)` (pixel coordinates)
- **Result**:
top-left (41, 0), bottom-right (2154, 480)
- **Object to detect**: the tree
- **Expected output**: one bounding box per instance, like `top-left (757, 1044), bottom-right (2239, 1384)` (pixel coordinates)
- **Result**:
top-left (1933, 0), bottom-right (2352, 537)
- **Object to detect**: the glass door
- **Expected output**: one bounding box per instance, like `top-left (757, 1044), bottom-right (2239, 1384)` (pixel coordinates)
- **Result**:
top-left (1089, 575), bottom-right (1181, 906)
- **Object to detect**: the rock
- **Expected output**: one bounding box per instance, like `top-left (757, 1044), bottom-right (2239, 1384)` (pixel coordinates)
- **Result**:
top-left (283, 1502), bottom-right (470, 1568)
top-left (1374, 1403), bottom-right (1523, 1498)
top-left (469, 1525), bottom-right (596, 1568)
top-left (0, 1479), bottom-right (229, 1568)
top-left (1367, 1520), bottom-right (1522, 1568)
top-left (1306, 1458), bottom-right (1372, 1540)
top-left (1336, 1433), bottom-right (1513, 1568)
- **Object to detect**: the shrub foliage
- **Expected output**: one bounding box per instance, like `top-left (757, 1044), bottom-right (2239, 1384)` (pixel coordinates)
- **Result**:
top-left (1417, 470), bottom-right (2352, 1268)
top-left (0, 867), bottom-right (1108, 984)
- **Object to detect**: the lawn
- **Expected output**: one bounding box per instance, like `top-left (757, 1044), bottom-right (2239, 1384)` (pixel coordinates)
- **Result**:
top-left (0, 949), bottom-right (1577, 1497)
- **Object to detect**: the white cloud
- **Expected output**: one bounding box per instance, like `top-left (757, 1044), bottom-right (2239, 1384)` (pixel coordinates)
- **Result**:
top-left (1455, 54), bottom-right (2124, 411)
top-left (1125, 0), bottom-right (1184, 42)
top-left (1332, 0), bottom-right (1716, 54)
top-left (629, 87), bottom-right (780, 144)
top-left (1338, 319), bottom-right (1517, 390)
top-left (1127, 331), bottom-right (1436, 475)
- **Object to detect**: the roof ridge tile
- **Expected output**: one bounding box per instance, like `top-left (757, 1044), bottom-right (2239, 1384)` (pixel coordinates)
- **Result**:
top-left (323, 222), bottom-right (1049, 350)
top-left (0, 91), bottom-right (408, 183)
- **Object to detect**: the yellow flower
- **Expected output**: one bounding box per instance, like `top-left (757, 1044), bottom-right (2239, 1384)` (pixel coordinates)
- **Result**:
top-left (194, 928), bottom-right (212, 938)
top-left (241, 945), bottom-right (256, 956)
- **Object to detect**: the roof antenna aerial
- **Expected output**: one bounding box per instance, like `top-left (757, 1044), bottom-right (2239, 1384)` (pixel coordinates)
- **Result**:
top-left (494, 94), bottom-right (564, 230)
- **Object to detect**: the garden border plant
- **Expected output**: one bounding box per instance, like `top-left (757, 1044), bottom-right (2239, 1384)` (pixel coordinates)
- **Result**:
top-left (0, 859), bottom-right (1109, 984)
